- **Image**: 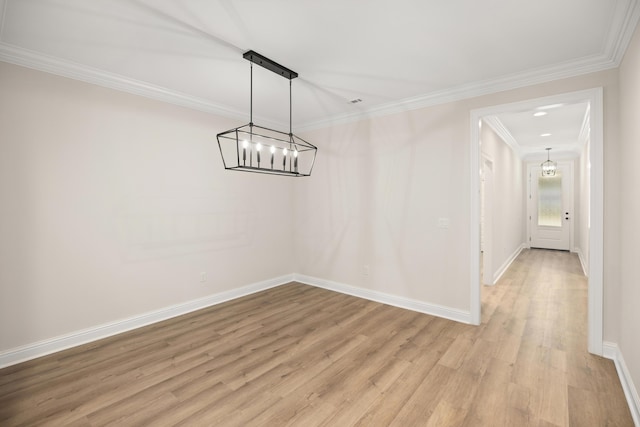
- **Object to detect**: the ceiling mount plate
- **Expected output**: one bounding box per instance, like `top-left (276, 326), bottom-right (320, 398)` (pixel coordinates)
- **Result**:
top-left (243, 50), bottom-right (298, 80)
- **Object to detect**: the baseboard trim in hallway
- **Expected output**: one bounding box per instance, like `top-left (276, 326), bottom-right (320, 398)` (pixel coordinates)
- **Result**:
top-left (604, 341), bottom-right (640, 426)
top-left (575, 246), bottom-right (589, 277)
top-left (492, 243), bottom-right (526, 284)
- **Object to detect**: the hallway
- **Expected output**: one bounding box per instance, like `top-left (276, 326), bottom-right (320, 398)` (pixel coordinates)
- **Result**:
top-left (479, 248), bottom-right (631, 425)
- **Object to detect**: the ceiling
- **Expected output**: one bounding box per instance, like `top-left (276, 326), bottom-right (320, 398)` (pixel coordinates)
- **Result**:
top-left (0, 0), bottom-right (638, 139)
top-left (484, 101), bottom-right (590, 160)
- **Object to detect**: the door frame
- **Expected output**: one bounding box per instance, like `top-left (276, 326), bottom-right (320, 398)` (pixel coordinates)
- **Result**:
top-left (469, 87), bottom-right (604, 355)
top-left (527, 161), bottom-right (574, 251)
top-left (481, 154), bottom-right (494, 285)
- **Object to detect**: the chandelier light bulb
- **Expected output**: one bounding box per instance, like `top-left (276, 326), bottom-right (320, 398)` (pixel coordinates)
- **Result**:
top-left (270, 145), bottom-right (275, 169)
top-left (242, 140), bottom-right (248, 165)
top-left (256, 143), bottom-right (262, 166)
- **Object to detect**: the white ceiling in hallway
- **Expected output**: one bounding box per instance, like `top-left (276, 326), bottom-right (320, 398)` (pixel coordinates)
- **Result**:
top-left (0, 0), bottom-right (638, 131)
top-left (485, 102), bottom-right (590, 160)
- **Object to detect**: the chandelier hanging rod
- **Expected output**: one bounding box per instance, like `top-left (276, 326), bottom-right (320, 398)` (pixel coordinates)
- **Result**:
top-left (244, 50), bottom-right (297, 135)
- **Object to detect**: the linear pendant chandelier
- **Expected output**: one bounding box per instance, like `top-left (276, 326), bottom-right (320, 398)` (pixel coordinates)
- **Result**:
top-left (217, 50), bottom-right (317, 177)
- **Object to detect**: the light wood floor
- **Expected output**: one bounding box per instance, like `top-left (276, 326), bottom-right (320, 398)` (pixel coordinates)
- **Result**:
top-left (0, 249), bottom-right (633, 426)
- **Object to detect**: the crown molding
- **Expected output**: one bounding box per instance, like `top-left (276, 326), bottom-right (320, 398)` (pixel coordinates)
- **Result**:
top-left (0, 42), bottom-right (284, 130)
top-left (0, 41), bottom-right (623, 134)
top-left (482, 116), bottom-right (522, 158)
top-left (298, 52), bottom-right (618, 131)
top-left (300, 2), bottom-right (640, 131)
top-left (483, 108), bottom-right (587, 161)
top-left (521, 147), bottom-right (581, 162)
top-left (607, 0), bottom-right (640, 65)
top-left (1, 0), bottom-right (638, 133)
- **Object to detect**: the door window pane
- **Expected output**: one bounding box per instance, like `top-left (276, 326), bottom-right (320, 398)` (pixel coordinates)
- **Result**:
top-left (538, 174), bottom-right (562, 227)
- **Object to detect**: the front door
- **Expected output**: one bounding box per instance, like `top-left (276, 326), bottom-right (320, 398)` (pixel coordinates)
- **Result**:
top-left (529, 162), bottom-right (572, 251)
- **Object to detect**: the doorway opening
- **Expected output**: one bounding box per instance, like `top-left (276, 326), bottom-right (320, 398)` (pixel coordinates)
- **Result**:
top-left (470, 88), bottom-right (604, 355)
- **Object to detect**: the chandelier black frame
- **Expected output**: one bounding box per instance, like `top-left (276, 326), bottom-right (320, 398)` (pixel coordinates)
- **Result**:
top-left (216, 50), bottom-right (317, 177)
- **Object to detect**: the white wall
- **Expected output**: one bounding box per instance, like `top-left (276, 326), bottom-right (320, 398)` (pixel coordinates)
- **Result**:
top-left (575, 140), bottom-right (590, 274)
top-left (294, 107), bottom-right (471, 311)
top-left (618, 20), bottom-right (640, 413)
top-left (0, 62), bottom-right (295, 352)
top-left (294, 68), bottom-right (619, 327)
top-left (480, 122), bottom-right (525, 282)
top-left (0, 59), bottom-right (624, 361)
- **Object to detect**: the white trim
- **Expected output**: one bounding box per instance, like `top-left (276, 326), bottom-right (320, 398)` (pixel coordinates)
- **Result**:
top-left (575, 246), bottom-right (589, 277)
top-left (0, 274), bottom-right (294, 369)
top-left (607, 0), bottom-right (640, 65)
top-left (480, 153), bottom-right (494, 287)
top-left (1, 0), bottom-right (638, 134)
top-left (0, 272), bottom-right (477, 368)
top-left (603, 341), bottom-right (618, 360)
top-left (482, 116), bottom-right (522, 158)
top-left (492, 244), bottom-right (526, 284)
top-left (299, 53), bottom-right (619, 131)
top-left (0, 42), bottom-right (283, 131)
top-left (470, 88), bottom-right (604, 355)
top-left (588, 88), bottom-right (604, 356)
top-left (470, 115), bottom-right (482, 325)
top-left (603, 342), bottom-right (640, 426)
top-left (294, 274), bottom-right (472, 325)
top-left (298, 0), bottom-right (639, 131)
top-left (578, 104), bottom-right (591, 148)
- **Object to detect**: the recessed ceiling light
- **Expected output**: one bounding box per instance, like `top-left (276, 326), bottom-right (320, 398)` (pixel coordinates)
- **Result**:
top-left (537, 103), bottom-right (564, 110)
top-left (540, 133), bottom-right (552, 137)
top-left (533, 111), bottom-right (547, 117)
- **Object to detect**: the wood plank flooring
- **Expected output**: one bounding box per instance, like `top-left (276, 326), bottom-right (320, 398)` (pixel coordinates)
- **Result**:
top-left (0, 249), bottom-right (633, 426)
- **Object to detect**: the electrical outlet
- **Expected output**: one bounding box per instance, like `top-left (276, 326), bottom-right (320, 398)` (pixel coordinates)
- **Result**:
top-left (437, 218), bottom-right (450, 229)
top-left (363, 265), bottom-right (370, 277)
top-left (200, 272), bottom-right (206, 282)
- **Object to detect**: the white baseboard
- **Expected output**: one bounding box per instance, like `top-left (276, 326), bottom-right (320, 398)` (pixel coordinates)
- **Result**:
top-left (294, 274), bottom-right (472, 324)
top-left (0, 274), bottom-right (294, 369)
top-left (575, 246), bottom-right (589, 277)
top-left (603, 341), bottom-right (640, 426)
top-left (493, 244), bottom-right (525, 284)
top-left (0, 273), bottom-right (475, 369)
